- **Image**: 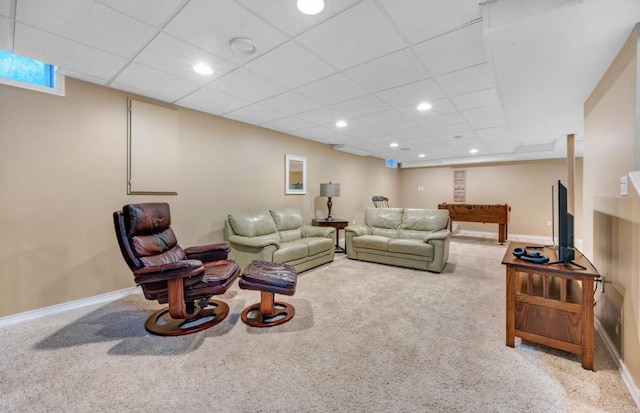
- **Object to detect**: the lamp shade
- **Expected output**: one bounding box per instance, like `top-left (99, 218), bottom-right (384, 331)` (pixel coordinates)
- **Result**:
top-left (320, 182), bottom-right (340, 197)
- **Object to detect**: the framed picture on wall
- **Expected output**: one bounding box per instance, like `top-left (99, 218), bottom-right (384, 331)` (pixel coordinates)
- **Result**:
top-left (285, 154), bottom-right (307, 195)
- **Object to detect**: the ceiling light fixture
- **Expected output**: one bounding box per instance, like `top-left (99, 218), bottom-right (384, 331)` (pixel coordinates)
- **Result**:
top-left (193, 63), bottom-right (213, 75)
top-left (469, 148), bottom-right (479, 154)
top-left (418, 154), bottom-right (426, 158)
top-left (336, 120), bottom-right (347, 128)
top-left (390, 142), bottom-right (399, 148)
top-left (297, 0), bottom-right (325, 15)
top-left (229, 37), bottom-right (257, 55)
top-left (417, 102), bottom-right (432, 111)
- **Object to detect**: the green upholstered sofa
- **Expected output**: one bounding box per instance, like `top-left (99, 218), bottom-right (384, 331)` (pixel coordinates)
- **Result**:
top-left (224, 209), bottom-right (335, 273)
top-left (345, 208), bottom-right (451, 273)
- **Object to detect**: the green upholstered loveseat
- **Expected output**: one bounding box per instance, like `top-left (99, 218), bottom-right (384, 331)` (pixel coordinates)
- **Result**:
top-left (224, 209), bottom-right (335, 273)
top-left (345, 208), bottom-right (451, 273)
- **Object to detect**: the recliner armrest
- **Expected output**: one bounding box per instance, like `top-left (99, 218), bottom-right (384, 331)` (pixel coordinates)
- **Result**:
top-left (423, 229), bottom-right (451, 242)
top-left (185, 241), bottom-right (231, 262)
top-left (133, 259), bottom-right (204, 284)
top-left (302, 225), bottom-right (335, 238)
top-left (227, 235), bottom-right (281, 249)
top-left (345, 224), bottom-right (370, 236)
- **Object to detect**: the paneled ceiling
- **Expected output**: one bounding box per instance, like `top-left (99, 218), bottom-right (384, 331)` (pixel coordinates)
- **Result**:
top-left (1, 0), bottom-right (639, 167)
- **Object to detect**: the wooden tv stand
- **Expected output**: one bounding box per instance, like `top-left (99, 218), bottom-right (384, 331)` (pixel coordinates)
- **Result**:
top-left (438, 203), bottom-right (510, 244)
top-left (502, 242), bottom-right (600, 370)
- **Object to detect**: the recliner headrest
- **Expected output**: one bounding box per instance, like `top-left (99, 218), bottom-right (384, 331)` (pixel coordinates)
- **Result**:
top-left (123, 203), bottom-right (171, 236)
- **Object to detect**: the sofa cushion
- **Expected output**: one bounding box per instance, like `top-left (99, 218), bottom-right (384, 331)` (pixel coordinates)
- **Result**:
top-left (273, 241), bottom-right (308, 262)
top-left (270, 209), bottom-right (304, 242)
top-left (388, 239), bottom-right (434, 257)
top-left (299, 237), bottom-right (334, 255)
top-left (400, 209), bottom-right (449, 231)
top-left (365, 208), bottom-right (403, 229)
top-left (352, 235), bottom-right (390, 251)
top-left (228, 210), bottom-right (278, 237)
top-left (371, 227), bottom-right (399, 238)
top-left (398, 229), bottom-right (427, 240)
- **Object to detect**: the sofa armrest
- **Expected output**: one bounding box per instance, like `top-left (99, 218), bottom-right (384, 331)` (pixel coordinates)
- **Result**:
top-left (133, 260), bottom-right (204, 284)
top-left (302, 225), bottom-right (335, 238)
top-left (345, 224), bottom-right (370, 236)
top-left (227, 235), bottom-right (280, 249)
top-left (423, 229), bottom-right (451, 242)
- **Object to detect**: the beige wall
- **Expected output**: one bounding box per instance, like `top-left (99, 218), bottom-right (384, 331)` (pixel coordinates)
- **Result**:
top-left (584, 25), bottom-right (640, 388)
top-left (0, 78), bottom-right (400, 317)
top-left (399, 158), bottom-right (583, 239)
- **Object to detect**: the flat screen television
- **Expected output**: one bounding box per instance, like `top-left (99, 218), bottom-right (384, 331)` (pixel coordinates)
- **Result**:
top-left (549, 179), bottom-right (585, 270)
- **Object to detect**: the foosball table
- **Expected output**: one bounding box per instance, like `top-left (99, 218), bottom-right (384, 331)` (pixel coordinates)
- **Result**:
top-left (438, 203), bottom-right (511, 244)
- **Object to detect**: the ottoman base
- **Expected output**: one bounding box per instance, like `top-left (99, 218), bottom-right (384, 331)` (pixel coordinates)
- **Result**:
top-left (241, 291), bottom-right (295, 327)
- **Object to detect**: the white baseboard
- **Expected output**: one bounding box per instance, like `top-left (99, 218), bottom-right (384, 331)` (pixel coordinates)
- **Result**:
top-left (595, 319), bottom-right (640, 409)
top-left (0, 287), bottom-right (140, 328)
top-left (452, 228), bottom-right (583, 250)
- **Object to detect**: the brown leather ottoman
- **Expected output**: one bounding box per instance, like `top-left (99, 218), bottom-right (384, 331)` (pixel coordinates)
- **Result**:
top-left (239, 260), bottom-right (297, 327)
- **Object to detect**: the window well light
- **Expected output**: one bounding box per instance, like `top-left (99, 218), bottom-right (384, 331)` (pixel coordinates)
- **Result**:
top-left (417, 102), bottom-right (432, 111)
top-left (297, 0), bottom-right (325, 15)
top-left (336, 120), bottom-right (347, 128)
top-left (390, 142), bottom-right (399, 148)
top-left (193, 63), bottom-right (213, 75)
top-left (469, 148), bottom-right (479, 154)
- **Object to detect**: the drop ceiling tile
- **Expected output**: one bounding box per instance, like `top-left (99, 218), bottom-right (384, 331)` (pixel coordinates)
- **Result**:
top-left (237, 0), bottom-right (361, 37)
top-left (375, 78), bottom-right (445, 107)
top-left (435, 63), bottom-right (494, 96)
top-left (430, 124), bottom-right (476, 139)
top-left (225, 104), bottom-right (285, 125)
top-left (296, 0), bottom-right (406, 70)
top-left (476, 126), bottom-right (509, 137)
top-left (0, 0), bottom-right (10, 17)
top-left (134, 33), bottom-right (236, 85)
top-left (0, 16), bottom-right (11, 51)
top-left (378, 0), bottom-right (481, 44)
top-left (296, 107), bottom-right (347, 125)
top-left (462, 105), bottom-right (505, 129)
top-left (294, 125), bottom-right (336, 140)
top-left (450, 88), bottom-right (500, 111)
top-left (413, 22), bottom-right (486, 76)
top-left (56, 68), bottom-right (109, 86)
top-left (261, 117), bottom-right (315, 133)
top-left (176, 86), bottom-right (251, 115)
top-left (331, 95), bottom-right (391, 118)
top-left (296, 73), bottom-right (368, 105)
top-left (244, 41), bottom-right (337, 89)
top-left (95, 0), bottom-right (184, 28)
top-left (163, 0), bottom-right (288, 65)
top-left (344, 48), bottom-right (430, 92)
top-left (16, 0), bottom-right (156, 58)
top-left (13, 23), bottom-right (127, 82)
top-left (210, 68), bottom-right (286, 102)
top-left (354, 109), bottom-right (408, 127)
top-left (259, 91), bottom-right (323, 116)
top-left (416, 112), bottom-right (466, 129)
top-left (113, 62), bottom-right (203, 102)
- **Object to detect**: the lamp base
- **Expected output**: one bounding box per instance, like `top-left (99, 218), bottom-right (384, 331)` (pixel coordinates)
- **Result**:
top-left (325, 216), bottom-right (335, 222)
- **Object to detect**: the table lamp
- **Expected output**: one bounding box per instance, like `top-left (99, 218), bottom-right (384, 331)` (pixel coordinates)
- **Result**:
top-left (320, 182), bottom-right (340, 221)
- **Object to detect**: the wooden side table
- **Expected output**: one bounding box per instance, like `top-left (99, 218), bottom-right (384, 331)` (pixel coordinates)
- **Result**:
top-left (502, 242), bottom-right (600, 370)
top-left (312, 218), bottom-right (348, 253)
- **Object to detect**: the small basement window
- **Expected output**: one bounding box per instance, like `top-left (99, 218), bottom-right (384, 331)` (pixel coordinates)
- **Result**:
top-left (0, 51), bottom-right (64, 96)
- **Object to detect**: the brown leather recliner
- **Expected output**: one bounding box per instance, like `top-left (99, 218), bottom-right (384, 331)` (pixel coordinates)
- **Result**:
top-left (113, 202), bottom-right (240, 336)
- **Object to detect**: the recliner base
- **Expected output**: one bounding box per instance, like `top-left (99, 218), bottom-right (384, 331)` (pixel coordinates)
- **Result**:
top-left (144, 299), bottom-right (229, 336)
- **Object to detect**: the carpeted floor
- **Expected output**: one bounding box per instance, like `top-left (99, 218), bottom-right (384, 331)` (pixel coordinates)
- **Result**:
top-left (0, 238), bottom-right (637, 412)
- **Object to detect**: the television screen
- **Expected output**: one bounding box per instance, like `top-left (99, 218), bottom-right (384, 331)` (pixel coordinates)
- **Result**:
top-left (552, 180), bottom-right (578, 266)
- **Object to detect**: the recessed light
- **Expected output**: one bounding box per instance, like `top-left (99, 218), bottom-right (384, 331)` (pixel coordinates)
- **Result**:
top-left (469, 148), bottom-right (479, 154)
top-left (297, 0), bottom-right (325, 15)
top-left (418, 154), bottom-right (426, 158)
top-left (390, 142), bottom-right (399, 148)
top-left (336, 120), bottom-right (347, 128)
top-left (417, 102), bottom-right (432, 111)
top-left (193, 63), bottom-right (213, 75)
top-left (229, 37), bottom-right (257, 55)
